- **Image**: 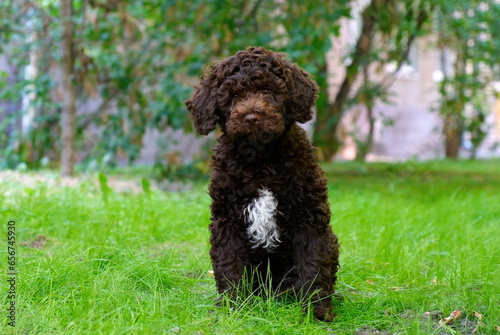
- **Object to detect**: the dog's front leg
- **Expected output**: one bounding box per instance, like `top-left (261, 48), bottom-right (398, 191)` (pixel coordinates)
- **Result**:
top-left (291, 225), bottom-right (338, 322)
top-left (209, 220), bottom-right (250, 303)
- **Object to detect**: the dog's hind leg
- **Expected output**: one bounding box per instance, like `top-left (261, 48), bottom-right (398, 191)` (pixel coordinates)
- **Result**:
top-left (291, 225), bottom-right (339, 322)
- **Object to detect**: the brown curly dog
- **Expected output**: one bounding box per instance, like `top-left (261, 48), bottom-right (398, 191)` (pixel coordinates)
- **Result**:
top-left (185, 46), bottom-right (340, 321)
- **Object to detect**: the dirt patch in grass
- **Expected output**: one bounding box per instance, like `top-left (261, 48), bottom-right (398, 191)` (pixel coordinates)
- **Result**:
top-left (351, 310), bottom-right (483, 335)
top-left (421, 311), bottom-right (485, 335)
top-left (0, 170), bottom-right (193, 192)
top-left (20, 235), bottom-right (48, 249)
top-left (0, 170), bottom-right (143, 192)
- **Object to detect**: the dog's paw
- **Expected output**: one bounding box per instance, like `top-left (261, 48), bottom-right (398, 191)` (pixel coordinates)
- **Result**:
top-left (313, 307), bottom-right (336, 322)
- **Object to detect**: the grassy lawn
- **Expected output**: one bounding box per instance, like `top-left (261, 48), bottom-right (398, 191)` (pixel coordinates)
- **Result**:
top-left (1, 160), bottom-right (499, 334)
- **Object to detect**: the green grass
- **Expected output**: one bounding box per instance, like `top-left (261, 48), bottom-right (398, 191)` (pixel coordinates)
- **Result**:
top-left (1, 160), bottom-right (499, 334)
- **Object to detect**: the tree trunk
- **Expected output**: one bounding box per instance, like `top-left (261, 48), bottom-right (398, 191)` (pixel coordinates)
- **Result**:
top-left (355, 103), bottom-right (375, 162)
top-left (314, 0), bottom-right (382, 161)
top-left (60, 0), bottom-right (77, 176)
top-left (444, 113), bottom-right (461, 158)
top-left (443, 44), bottom-right (466, 159)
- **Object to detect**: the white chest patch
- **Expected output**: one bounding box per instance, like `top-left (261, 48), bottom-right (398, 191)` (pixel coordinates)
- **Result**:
top-left (244, 188), bottom-right (280, 250)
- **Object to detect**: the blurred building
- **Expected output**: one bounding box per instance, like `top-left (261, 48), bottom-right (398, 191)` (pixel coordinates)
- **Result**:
top-left (329, 1), bottom-right (500, 161)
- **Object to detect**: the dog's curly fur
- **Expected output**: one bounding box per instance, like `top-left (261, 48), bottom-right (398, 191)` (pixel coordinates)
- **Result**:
top-left (185, 47), bottom-right (340, 321)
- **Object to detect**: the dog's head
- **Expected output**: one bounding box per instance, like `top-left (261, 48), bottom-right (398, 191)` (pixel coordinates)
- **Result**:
top-left (185, 47), bottom-right (318, 138)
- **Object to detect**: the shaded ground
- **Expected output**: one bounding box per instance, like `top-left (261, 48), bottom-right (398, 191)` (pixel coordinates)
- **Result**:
top-left (0, 169), bottom-right (195, 192)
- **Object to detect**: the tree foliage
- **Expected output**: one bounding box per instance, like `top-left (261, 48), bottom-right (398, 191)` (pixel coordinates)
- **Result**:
top-left (436, 0), bottom-right (500, 158)
top-left (0, 0), bottom-right (349, 171)
top-left (0, 0), bottom-right (498, 171)
top-left (316, 0), bottom-right (500, 160)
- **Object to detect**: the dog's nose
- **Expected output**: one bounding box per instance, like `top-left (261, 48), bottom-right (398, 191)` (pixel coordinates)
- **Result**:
top-left (244, 114), bottom-right (260, 125)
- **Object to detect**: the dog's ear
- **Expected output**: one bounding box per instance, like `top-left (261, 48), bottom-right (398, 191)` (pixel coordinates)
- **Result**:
top-left (185, 70), bottom-right (219, 135)
top-left (286, 64), bottom-right (319, 124)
